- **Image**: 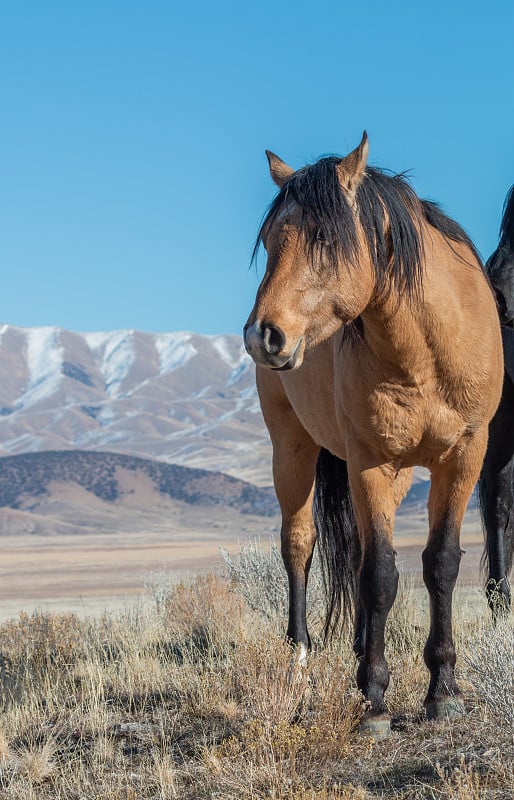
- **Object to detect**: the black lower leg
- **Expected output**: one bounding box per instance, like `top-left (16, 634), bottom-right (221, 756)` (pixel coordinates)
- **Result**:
top-left (486, 536), bottom-right (512, 620)
top-left (286, 568), bottom-right (311, 651)
top-left (422, 524), bottom-right (462, 706)
top-left (481, 461), bottom-right (513, 616)
top-left (357, 533), bottom-right (398, 715)
top-left (480, 374), bottom-right (514, 616)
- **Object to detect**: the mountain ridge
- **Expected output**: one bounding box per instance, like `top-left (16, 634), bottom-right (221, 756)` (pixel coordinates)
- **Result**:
top-left (0, 325), bottom-right (437, 537)
top-left (0, 324), bottom-right (270, 484)
top-left (0, 449), bottom-right (278, 520)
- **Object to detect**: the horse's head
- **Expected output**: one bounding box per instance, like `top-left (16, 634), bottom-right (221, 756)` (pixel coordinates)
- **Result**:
top-left (244, 133), bottom-right (375, 370)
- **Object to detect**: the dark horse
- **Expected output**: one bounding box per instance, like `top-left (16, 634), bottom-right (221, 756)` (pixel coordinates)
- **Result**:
top-left (244, 133), bottom-right (503, 738)
top-left (479, 184), bottom-right (514, 616)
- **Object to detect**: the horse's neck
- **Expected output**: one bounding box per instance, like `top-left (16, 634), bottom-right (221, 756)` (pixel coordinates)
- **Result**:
top-left (359, 294), bottom-right (434, 381)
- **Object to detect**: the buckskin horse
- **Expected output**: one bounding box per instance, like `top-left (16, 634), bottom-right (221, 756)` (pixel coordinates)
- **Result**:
top-left (243, 133), bottom-right (503, 738)
top-left (479, 184), bottom-right (514, 617)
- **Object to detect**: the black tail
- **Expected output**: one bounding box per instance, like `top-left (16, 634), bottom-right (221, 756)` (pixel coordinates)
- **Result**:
top-left (313, 448), bottom-right (357, 641)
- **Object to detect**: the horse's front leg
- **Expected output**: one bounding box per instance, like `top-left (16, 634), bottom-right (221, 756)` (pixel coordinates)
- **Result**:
top-left (348, 457), bottom-right (399, 737)
top-left (271, 423), bottom-right (320, 661)
top-left (352, 467), bottom-right (412, 665)
top-left (423, 431), bottom-right (488, 719)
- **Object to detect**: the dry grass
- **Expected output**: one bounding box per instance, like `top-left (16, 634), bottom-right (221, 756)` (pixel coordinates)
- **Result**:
top-left (0, 542), bottom-right (512, 798)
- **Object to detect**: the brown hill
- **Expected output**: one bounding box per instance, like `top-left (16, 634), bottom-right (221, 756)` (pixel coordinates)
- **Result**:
top-left (0, 450), bottom-right (278, 527)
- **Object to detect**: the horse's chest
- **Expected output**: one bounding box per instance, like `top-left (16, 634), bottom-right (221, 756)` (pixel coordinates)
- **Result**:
top-left (287, 389), bottom-right (343, 452)
top-left (362, 388), bottom-right (466, 464)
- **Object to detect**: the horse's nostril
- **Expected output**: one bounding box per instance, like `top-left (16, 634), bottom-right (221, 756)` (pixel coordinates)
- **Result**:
top-left (263, 324), bottom-right (286, 355)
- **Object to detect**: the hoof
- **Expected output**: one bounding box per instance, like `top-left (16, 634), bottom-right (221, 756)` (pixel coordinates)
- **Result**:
top-left (425, 696), bottom-right (466, 721)
top-left (359, 714), bottom-right (391, 741)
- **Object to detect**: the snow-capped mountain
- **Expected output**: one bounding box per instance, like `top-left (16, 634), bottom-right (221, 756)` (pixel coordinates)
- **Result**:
top-left (0, 325), bottom-right (271, 484)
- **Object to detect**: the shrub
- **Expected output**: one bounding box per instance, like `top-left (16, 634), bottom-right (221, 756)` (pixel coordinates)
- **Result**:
top-left (462, 618), bottom-right (514, 727)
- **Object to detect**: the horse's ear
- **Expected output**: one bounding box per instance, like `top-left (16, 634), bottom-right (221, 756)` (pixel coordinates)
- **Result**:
top-left (266, 150), bottom-right (294, 188)
top-left (336, 131), bottom-right (369, 202)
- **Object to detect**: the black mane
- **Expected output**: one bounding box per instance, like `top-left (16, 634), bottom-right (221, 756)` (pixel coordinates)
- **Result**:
top-left (254, 157), bottom-right (480, 297)
top-left (486, 185), bottom-right (514, 318)
top-left (499, 184), bottom-right (514, 246)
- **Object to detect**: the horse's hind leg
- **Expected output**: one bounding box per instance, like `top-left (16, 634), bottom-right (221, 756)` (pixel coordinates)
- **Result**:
top-left (479, 375), bottom-right (514, 617)
top-left (423, 431), bottom-right (488, 720)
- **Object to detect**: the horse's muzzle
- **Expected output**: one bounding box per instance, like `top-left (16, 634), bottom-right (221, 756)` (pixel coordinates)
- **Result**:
top-left (243, 321), bottom-right (304, 370)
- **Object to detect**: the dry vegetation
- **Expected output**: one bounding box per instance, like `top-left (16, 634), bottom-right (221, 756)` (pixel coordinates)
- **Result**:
top-left (0, 541), bottom-right (512, 799)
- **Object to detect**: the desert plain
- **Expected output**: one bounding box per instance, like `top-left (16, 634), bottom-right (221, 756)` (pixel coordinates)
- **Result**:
top-left (0, 501), bottom-right (487, 621)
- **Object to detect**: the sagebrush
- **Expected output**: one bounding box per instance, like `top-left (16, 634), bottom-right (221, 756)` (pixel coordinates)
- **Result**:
top-left (0, 540), bottom-right (512, 799)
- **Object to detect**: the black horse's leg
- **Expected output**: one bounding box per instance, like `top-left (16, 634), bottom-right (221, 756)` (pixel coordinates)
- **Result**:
top-left (423, 432), bottom-right (488, 719)
top-left (352, 469), bottom-right (411, 664)
top-left (422, 520), bottom-right (463, 718)
top-left (357, 530), bottom-right (398, 713)
top-left (348, 461), bottom-right (399, 737)
top-left (479, 373), bottom-right (514, 617)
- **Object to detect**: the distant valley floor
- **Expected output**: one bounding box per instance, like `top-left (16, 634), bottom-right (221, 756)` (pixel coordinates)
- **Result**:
top-left (0, 507), bottom-right (487, 621)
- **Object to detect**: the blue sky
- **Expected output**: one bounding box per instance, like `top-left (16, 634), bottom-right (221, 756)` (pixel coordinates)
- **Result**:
top-left (1, 1), bottom-right (513, 336)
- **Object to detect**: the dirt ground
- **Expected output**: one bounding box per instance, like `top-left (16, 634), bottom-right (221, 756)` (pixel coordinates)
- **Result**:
top-left (0, 508), bottom-right (487, 621)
